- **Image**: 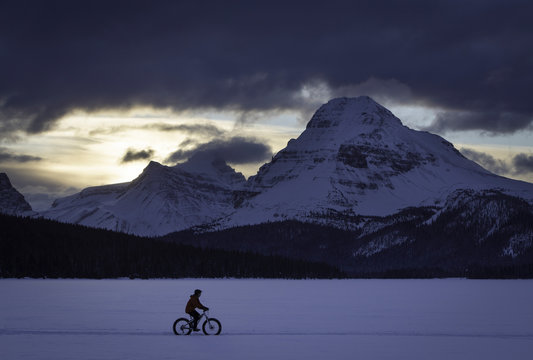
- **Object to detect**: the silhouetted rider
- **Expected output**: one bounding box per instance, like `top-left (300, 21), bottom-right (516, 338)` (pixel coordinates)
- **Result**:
top-left (185, 289), bottom-right (209, 331)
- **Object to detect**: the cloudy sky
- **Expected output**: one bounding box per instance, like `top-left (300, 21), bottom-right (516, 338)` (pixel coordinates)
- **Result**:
top-left (1, 0), bottom-right (532, 210)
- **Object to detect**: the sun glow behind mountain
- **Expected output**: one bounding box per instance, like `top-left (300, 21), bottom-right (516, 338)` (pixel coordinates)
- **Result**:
top-left (2, 102), bottom-right (533, 212)
top-left (3, 108), bottom-right (304, 210)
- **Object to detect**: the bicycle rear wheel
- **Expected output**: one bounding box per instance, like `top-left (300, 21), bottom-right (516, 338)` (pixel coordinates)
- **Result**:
top-left (173, 318), bottom-right (192, 335)
top-left (202, 318), bottom-right (222, 335)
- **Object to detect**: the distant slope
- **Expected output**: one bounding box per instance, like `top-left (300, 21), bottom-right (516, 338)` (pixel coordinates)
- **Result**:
top-left (165, 190), bottom-right (533, 278)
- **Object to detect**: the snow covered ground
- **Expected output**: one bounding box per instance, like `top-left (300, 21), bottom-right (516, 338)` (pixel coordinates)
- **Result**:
top-left (1, 279), bottom-right (532, 359)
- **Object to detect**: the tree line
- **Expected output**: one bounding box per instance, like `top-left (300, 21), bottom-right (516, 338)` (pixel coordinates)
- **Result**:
top-left (0, 214), bottom-right (344, 279)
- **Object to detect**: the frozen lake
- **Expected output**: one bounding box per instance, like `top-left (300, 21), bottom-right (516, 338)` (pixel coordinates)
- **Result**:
top-left (1, 279), bottom-right (532, 359)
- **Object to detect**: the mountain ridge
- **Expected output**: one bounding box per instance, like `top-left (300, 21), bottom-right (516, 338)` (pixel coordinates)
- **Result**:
top-left (35, 97), bottom-right (533, 245)
top-left (42, 157), bottom-right (247, 235)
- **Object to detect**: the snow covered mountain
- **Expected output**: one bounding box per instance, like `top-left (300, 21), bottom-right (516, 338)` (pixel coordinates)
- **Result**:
top-left (42, 157), bottom-right (246, 236)
top-left (223, 96), bottom-right (533, 228)
top-left (42, 96), bottom-right (533, 239)
top-left (0, 173), bottom-right (35, 216)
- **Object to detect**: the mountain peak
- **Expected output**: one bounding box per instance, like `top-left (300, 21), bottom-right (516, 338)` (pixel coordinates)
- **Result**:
top-left (306, 96), bottom-right (402, 131)
top-left (140, 160), bottom-right (166, 175)
top-left (0, 172), bottom-right (12, 189)
top-left (0, 172), bottom-right (34, 215)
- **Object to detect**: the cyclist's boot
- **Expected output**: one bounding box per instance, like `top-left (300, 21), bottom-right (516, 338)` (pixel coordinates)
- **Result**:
top-left (192, 320), bottom-right (200, 331)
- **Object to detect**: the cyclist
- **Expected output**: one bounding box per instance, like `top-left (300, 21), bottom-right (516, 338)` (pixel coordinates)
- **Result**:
top-left (185, 289), bottom-right (209, 331)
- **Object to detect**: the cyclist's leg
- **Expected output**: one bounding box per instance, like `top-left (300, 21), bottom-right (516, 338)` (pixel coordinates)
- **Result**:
top-left (188, 310), bottom-right (201, 330)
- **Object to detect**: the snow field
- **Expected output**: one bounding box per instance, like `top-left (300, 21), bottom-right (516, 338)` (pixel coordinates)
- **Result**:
top-left (1, 279), bottom-right (533, 359)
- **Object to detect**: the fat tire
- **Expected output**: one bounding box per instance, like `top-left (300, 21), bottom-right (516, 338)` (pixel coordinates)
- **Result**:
top-left (202, 318), bottom-right (222, 335)
top-left (173, 318), bottom-right (192, 335)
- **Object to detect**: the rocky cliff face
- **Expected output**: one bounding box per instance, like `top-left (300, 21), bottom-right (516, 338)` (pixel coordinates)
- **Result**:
top-left (0, 173), bottom-right (34, 216)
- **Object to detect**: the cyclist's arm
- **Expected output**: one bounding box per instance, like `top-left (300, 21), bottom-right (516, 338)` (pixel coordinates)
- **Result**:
top-left (198, 299), bottom-right (209, 311)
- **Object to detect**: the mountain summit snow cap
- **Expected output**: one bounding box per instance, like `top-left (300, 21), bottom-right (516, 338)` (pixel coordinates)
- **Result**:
top-left (306, 96), bottom-right (403, 130)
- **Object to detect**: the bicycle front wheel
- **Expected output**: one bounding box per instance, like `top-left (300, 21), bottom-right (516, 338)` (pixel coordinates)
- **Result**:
top-left (173, 318), bottom-right (192, 335)
top-left (202, 318), bottom-right (222, 335)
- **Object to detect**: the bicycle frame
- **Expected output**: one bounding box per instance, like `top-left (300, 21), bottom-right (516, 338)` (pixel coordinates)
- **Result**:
top-left (188, 310), bottom-right (210, 326)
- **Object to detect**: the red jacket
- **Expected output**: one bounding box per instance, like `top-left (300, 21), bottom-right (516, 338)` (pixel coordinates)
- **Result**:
top-left (185, 294), bottom-right (208, 313)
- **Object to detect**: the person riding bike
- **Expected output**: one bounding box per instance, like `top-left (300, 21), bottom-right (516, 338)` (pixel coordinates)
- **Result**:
top-left (185, 289), bottom-right (209, 331)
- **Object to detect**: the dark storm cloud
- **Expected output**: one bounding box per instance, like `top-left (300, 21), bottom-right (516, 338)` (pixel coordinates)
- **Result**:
top-left (121, 148), bottom-right (155, 163)
top-left (0, 148), bottom-right (42, 163)
top-left (460, 148), bottom-right (511, 174)
top-left (513, 154), bottom-right (533, 174)
top-left (90, 122), bottom-right (226, 137)
top-left (1, 0), bottom-right (533, 136)
top-left (461, 147), bottom-right (533, 176)
top-left (425, 111), bottom-right (531, 134)
top-left (166, 137), bottom-right (272, 165)
top-left (146, 123), bottom-right (226, 137)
